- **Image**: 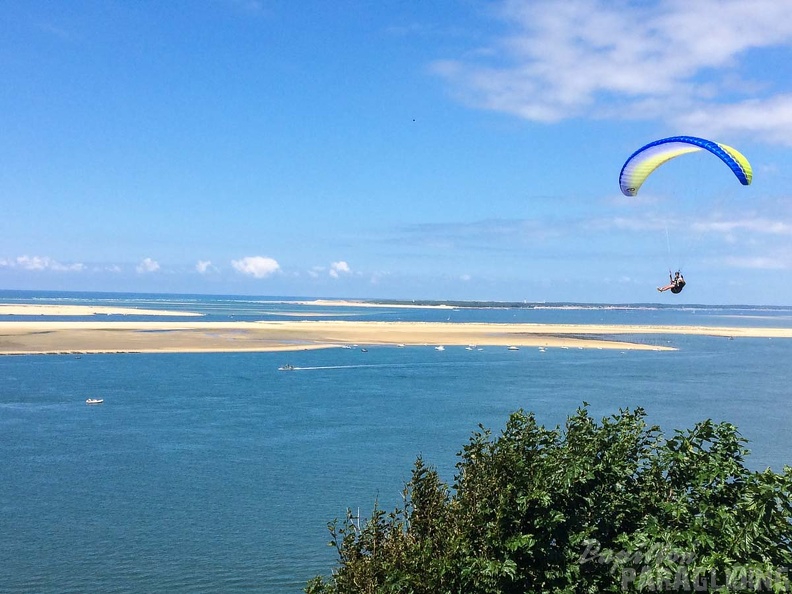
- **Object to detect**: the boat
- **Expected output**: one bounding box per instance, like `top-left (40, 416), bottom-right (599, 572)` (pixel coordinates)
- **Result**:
top-left (278, 364), bottom-right (295, 371)
top-left (435, 345), bottom-right (445, 351)
top-left (507, 346), bottom-right (519, 351)
top-left (85, 398), bottom-right (103, 405)
top-left (360, 348), bottom-right (368, 352)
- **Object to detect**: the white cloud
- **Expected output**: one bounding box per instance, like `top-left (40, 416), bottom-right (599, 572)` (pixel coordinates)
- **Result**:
top-left (671, 95), bottom-right (792, 144)
top-left (692, 218), bottom-right (792, 235)
top-left (136, 258), bottom-right (160, 273)
top-left (722, 255), bottom-right (790, 269)
top-left (588, 211), bottom-right (792, 240)
top-left (433, 0), bottom-right (792, 142)
top-left (17, 256), bottom-right (51, 271)
top-left (231, 256), bottom-right (280, 278)
top-left (397, 218), bottom-right (561, 247)
top-left (329, 261), bottom-right (352, 278)
top-left (588, 216), bottom-right (668, 233)
top-left (195, 260), bottom-right (217, 274)
top-left (0, 255), bottom-right (85, 272)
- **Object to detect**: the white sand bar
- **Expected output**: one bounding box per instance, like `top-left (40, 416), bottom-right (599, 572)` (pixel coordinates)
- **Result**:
top-left (2, 319), bottom-right (791, 355)
top-left (0, 304), bottom-right (202, 317)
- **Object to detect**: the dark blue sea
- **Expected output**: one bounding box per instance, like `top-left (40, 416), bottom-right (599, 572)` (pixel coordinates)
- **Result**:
top-left (2, 292), bottom-right (792, 593)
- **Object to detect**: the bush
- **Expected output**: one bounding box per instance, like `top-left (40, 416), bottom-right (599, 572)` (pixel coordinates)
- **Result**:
top-left (306, 406), bottom-right (792, 593)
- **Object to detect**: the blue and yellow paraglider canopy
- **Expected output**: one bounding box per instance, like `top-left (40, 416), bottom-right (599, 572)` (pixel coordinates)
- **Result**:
top-left (619, 136), bottom-right (752, 197)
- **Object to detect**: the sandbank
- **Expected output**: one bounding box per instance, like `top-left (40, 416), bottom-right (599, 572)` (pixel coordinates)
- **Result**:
top-left (0, 304), bottom-right (202, 317)
top-left (2, 319), bottom-right (791, 355)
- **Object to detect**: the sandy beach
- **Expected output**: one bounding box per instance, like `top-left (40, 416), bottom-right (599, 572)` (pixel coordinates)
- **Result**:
top-left (2, 317), bottom-right (792, 355)
top-left (0, 304), bottom-right (202, 317)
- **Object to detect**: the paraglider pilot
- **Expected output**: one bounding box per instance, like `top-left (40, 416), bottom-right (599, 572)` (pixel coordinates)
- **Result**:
top-left (658, 271), bottom-right (685, 294)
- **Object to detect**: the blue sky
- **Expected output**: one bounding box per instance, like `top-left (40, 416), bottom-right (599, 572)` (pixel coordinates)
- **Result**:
top-left (2, 0), bottom-right (792, 304)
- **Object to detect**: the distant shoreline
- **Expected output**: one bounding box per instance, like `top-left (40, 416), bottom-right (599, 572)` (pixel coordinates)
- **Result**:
top-left (287, 299), bottom-right (455, 309)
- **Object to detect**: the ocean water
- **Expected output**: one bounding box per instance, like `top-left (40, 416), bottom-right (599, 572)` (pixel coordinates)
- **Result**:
top-left (2, 292), bottom-right (792, 593)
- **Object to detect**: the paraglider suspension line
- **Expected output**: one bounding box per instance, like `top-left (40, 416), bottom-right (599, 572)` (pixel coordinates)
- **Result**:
top-left (664, 224), bottom-right (672, 269)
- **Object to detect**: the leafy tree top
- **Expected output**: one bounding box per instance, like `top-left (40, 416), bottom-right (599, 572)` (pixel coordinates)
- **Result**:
top-left (307, 406), bottom-right (792, 594)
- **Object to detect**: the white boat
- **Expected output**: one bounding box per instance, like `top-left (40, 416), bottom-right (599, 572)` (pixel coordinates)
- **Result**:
top-left (278, 364), bottom-right (295, 371)
top-left (85, 398), bottom-right (104, 405)
top-left (465, 345), bottom-right (476, 351)
top-left (435, 345), bottom-right (445, 351)
top-left (507, 346), bottom-right (519, 351)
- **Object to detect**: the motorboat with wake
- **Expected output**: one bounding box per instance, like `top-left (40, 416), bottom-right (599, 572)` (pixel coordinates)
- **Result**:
top-left (86, 398), bottom-right (104, 405)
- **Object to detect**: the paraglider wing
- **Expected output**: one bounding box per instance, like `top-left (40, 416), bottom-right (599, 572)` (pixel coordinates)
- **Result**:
top-left (619, 136), bottom-right (752, 197)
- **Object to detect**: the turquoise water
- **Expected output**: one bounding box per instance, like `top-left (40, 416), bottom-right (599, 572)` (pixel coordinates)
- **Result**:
top-left (2, 293), bottom-right (792, 592)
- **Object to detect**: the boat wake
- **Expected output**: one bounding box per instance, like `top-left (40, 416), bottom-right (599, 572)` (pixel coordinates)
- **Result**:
top-left (284, 363), bottom-right (409, 371)
top-left (282, 359), bottom-right (511, 372)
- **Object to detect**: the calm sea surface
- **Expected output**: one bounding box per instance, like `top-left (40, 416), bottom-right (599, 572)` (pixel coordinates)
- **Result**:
top-left (2, 292), bottom-right (792, 592)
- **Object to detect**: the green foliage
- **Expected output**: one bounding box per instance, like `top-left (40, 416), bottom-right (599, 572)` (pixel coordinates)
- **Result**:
top-left (306, 406), bottom-right (792, 593)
